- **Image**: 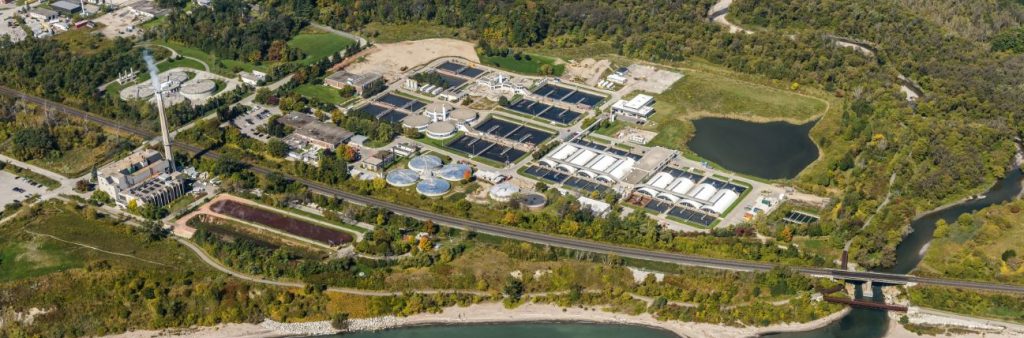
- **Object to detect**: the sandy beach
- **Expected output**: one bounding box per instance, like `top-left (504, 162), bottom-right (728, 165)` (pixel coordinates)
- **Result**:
top-left (102, 302), bottom-right (850, 338)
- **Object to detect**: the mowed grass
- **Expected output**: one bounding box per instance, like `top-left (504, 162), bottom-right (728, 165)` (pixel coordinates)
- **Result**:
top-left (157, 57), bottom-right (207, 72)
top-left (293, 84), bottom-right (350, 105)
top-left (288, 33), bottom-right (356, 65)
top-left (645, 67), bottom-right (827, 151)
top-left (479, 53), bottom-right (565, 76)
top-left (151, 40), bottom-right (262, 77)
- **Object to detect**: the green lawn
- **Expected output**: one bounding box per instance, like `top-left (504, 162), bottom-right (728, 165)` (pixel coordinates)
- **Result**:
top-left (479, 52), bottom-right (565, 76)
top-left (645, 67), bottom-right (827, 152)
top-left (157, 57), bottom-right (207, 72)
top-left (288, 33), bottom-right (356, 66)
top-left (294, 84), bottom-right (350, 105)
top-left (0, 237), bottom-right (81, 282)
top-left (151, 40), bottom-right (261, 77)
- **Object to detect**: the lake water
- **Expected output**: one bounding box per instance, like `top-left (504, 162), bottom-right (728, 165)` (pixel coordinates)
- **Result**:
top-left (686, 117), bottom-right (818, 180)
top-left (321, 323), bottom-right (678, 338)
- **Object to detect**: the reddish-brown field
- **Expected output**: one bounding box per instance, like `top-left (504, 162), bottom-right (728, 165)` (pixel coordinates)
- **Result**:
top-left (209, 200), bottom-right (352, 246)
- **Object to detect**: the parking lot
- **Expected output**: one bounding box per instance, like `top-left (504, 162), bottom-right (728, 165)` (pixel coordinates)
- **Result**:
top-left (0, 170), bottom-right (45, 207)
top-left (233, 105), bottom-right (280, 142)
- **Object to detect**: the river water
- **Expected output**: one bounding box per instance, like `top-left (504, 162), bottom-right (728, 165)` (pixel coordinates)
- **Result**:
top-left (686, 117), bottom-right (819, 180)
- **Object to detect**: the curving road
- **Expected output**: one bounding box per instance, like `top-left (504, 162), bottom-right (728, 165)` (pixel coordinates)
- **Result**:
top-left (2, 85), bottom-right (1023, 295)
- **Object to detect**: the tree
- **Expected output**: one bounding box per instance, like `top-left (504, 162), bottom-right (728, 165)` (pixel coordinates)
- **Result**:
top-left (498, 96), bottom-right (510, 107)
top-left (267, 139), bottom-right (290, 158)
top-left (503, 277), bottom-right (524, 302)
top-left (330, 312), bottom-right (350, 330)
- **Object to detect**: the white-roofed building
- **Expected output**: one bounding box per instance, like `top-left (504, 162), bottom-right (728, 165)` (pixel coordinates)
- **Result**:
top-left (702, 189), bottom-right (739, 215)
top-left (611, 94), bottom-right (656, 123)
top-left (578, 196), bottom-right (611, 217)
top-left (538, 142), bottom-right (639, 185)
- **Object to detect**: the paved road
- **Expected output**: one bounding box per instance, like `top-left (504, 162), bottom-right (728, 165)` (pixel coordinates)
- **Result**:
top-left (3, 85), bottom-right (1024, 295)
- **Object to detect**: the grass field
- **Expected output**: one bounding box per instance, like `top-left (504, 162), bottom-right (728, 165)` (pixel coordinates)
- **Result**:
top-left (287, 33), bottom-right (356, 66)
top-left (644, 66), bottom-right (827, 151)
top-left (293, 84), bottom-right (350, 105)
top-left (359, 21), bottom-right (467, 43)
top-left (479, 52), bottom-right (565, 76)
top-left (157, 57), bottom-right (207, 72)
top-left (52, 27), bottom-right (114, 55)
top-left (0, 202), bottom-right (215, 282)
top-left (152, 40), bottom-right (261, 77)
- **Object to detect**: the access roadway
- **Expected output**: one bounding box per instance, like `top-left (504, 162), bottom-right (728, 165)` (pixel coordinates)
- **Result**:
top-left (3, 85), bottom-right (1024, 295)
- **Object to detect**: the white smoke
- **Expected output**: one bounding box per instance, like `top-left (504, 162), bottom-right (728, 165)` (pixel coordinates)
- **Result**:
top-left (142, 49), bottom-right (161, 93)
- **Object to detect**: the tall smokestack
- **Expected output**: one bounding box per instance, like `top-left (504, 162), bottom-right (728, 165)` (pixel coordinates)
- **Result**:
top-left (143, 50), bottom-right (176, 172)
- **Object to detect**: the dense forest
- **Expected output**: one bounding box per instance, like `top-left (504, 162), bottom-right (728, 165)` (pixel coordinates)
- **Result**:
top-left (153, 0), bottom-right (307, 63)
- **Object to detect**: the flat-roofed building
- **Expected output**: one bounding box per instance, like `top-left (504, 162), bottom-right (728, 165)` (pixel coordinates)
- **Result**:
top-left (361, 150), bottom-right (396, 173)
top-left (611, 94), bottom-right (656, 123)
top-left (51, 0), bottom-right (82, 15)
top-left (324, 71), bottom-right (383, 96)
top-left (98, 149), bottom-right (186, 208)
top-left (28, 8), bottom-right (59, 21)
top-left (278, 112), bottom-right (354, 151)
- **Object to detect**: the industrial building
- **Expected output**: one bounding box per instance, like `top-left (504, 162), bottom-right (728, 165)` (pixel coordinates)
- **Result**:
top-left (611, 94), bottom-right (656, 123)
top-left (97, 149), bottom-right (186, 208)
top-left (278, 112), bottom-right (354, 151)
top-left (51, 1), bottom-right (82, 15)
top-left (539, 142), bottom-right (638, 184)
top-left (28, 8), bottom-right (59, 21)
top-left (360, 150), bottom-right (396, 173)
top-left (633, 168), bottom-right (742, 215)
top-left (325, 71), bottom-right (383, 96)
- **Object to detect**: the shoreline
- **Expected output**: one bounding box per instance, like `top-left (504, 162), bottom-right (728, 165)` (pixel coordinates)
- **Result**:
top-left (352, 302), bottom-right (852, 338)
top-left (102, 302), bottom-right (851, 338)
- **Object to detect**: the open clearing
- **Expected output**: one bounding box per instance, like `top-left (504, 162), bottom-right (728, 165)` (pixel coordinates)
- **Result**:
top-left (345, 38), bottom-right (479, 79)
top-left (643, 67), bottom-right (828, 151)
top-left (287, 32), bottom-right (356, 66)
top-left (478, 52), bottom-right (564, 76)
top-left (293, 84), bottom-right (351, 105)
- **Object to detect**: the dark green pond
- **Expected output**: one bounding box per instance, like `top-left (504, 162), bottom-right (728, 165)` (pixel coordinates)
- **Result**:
top-left (686, 117), bottom-right (818, 179)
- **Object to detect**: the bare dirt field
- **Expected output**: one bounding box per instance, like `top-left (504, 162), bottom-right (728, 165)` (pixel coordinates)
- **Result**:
top-left (623, 64), bottom-right (684, 95)
top-left (562, 58), bottom-right (611, 86)
top-left (95, 7), bottom-right (148, 39)
top-left (344, 38), bottom-right (479, 79)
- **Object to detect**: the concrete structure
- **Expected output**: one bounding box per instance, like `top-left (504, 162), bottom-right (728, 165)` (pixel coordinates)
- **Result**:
top-left (450, 108), bottom-right (479, 124)
top-left (416, 177), bottom-right (451, 197)
top-left (278, 112), bottom-right (354, 151)
top-left (408, 155), bottom-right (443, 173)
top-left (97, 149), bottom-right (186, 208)
top-left (401, 114), bottom-right (431, 132)
top-left (425, 121), bottom-right (456, 139)
top-left (325, 71), bottom-right (383, 96)
top-left (611, 94), bottom-right (656, 123)
top-left (51, 1), bottom-right (82, 15)
top-left (238, 71), bottom-right (261, 86)
top-left (489, 182), bottom-right (520, 202)
top-left (180, 79), bottom-right (217, 100)
top-left (386, 169), bottom-right (419, 187)
top-left (622, 146), bottom-right (677, 184)
top-left (29, 8), bottom-right (59, 21)
top-left (424, 102), bottom-right (453, 122)
top-left (578, 196), bottom-right (611, 217)
top-left (475, 170), bottom-right (507, 184)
